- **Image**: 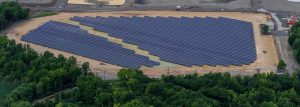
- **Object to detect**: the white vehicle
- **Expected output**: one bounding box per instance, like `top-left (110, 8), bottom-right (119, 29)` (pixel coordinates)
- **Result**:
top-left (176, 5), bottom-right (181, 11)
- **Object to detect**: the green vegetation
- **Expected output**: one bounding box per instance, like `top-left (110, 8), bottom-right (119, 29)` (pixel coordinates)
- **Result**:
top-left (288, 22), bottom-right (300, 63)
top-left (260, 24), bottom-right (269, 35)
top-left (0, 81), bottom-right (16, 106)
top-left (0, 2), bottom-right (29, 106)
top-left (277, 59), bottom-right (287, 72)
top-left (0, 36), bottom-right (300, 107)
top-left (0, 1), bottom-right (29, 30)
top-left (0, 36), bottom-right (81, 106)
top-left (30, 12), bottom-right (58, 18)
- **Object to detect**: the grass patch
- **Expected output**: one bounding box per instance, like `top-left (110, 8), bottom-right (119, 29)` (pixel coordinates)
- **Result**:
top-left (0, 81), bottom-right (16, 105)
top-left (30, 12), bottom-right (58, 18)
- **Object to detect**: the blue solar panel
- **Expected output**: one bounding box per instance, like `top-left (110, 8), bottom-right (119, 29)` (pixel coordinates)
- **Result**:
top-left (71, 16), bottom-right (257, 67)
top-left (21, 21), bottom-right (160, 69)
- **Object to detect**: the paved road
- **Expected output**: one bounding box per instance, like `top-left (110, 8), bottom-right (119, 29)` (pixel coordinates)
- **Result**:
top-left (263, 0), bottom-right (300, 12)
top-left (269, 11), bottom-right (299, 74)
top-left (27, 0), bottom-right (67, 11)
top-left (276, 36), bottom-right (299, 73)
top-left (271, 13), bottom-right (285, 30)
top-left (250, 0), bottom-right (262, 9)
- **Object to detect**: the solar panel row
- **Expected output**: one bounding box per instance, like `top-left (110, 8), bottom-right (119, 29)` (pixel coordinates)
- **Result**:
top-left (21, 21), bottom-right (160, 69)
top-left (71, 16), bottom-right (257, 66)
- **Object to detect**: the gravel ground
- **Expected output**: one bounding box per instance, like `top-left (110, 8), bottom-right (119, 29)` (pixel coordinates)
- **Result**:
top-left (133, 0), bottom-right (251, 9)
top-left (263, 0), bottom-right (300, 12)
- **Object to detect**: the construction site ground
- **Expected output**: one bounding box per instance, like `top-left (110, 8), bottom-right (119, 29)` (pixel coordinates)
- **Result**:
top-left (3, 11), bottom-right (279, 78)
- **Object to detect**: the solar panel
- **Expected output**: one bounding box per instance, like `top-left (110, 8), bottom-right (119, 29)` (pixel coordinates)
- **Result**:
top-left (71, 16), bottom-right (257, 66)
top-left (21, 21), bottom-right (160, 69)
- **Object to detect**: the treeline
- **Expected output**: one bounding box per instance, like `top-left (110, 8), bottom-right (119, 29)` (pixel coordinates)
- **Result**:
top-left (0, 36), bottom-right (82, 106)
top-left (0, 37), bottom-right (300, 107)
top-left (288, 22), bottom-right (300, 63)
top-left (59, 70), bottom-right (300, 107)
top-left (0, 1), bottom-right (29, 30)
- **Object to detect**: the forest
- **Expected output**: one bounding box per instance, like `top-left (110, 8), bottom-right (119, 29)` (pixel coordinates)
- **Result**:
top-left (0, 36), bottom-right (298, 106)
top-left (0, 1), bottom-right (29, 30)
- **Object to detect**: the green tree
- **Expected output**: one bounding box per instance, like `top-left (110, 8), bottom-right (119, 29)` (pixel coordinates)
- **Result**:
top-left (55, 102), bottom-right (78, 107)
top-left (293, 39), bottom-right (300, 49)
top-left (0, 14), bottom-right (7, 29)
top-left (288, 22), bottom-right (300, 64)
top-left (277, 59), bottom-right (287, 72)
top-left (74, 75), bottom-right (107, 104)
top-left (249, 88), bottom-right (276, 104)
top-left (6, 83), bottom-right (35, 104)
top-left (145, 82), bottom-right (164, 96)
top-left (202, 87), bottom-right (236, 106)
top-left (262, 24), bottom-right (269, 35)
top-left (0, 1), bottom-right (29, 30)
top-left (49, 68), bottom-right (68, 91)
top-left (94, 93), bottom-right (112, 107)
top-left (81, 62), bottom-right (90, 75)
top-left (112, 87), bottom-right (134, 104)
top-left (121, 99), bottom-right (150, 107)
top-left (260, 101), bottom-right (278, 107)
top-left (10, 101), bottom-right (32, 107)
top-left (277, 97), bottom-right (295, 107)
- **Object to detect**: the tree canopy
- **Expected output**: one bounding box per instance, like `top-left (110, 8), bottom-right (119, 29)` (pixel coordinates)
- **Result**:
top-left (288, 22), bottom-right (300, 63)
top-left (277, 59), bottom-right (287, 72)
top-left (0, 1), bottom-right (29, 30)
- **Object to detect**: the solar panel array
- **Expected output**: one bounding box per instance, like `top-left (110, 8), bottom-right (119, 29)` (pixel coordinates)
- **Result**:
top-left (21, 21), bottom-right (160, 69)
top-left (71, 16), bottom-right (257, 66)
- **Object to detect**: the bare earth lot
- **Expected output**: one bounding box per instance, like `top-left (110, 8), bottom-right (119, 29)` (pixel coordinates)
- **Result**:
top-left (4, 11), bottom-right (279, 78)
